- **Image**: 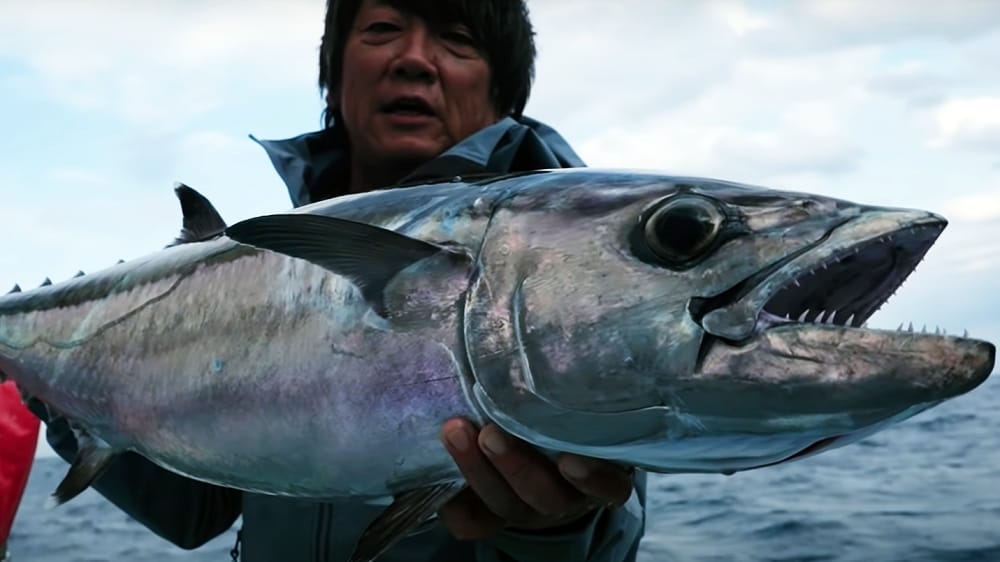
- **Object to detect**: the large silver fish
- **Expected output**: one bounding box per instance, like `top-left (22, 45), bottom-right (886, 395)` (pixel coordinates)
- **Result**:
top-left (0, 170), bottom-right (994, 560)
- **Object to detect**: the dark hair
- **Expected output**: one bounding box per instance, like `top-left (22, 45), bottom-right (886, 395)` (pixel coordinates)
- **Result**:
top-left (318, 0), bottom-right (536, 128)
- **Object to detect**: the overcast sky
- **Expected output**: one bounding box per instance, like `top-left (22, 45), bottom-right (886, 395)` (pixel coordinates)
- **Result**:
top-left (1, 1), bottom-right (998, 457)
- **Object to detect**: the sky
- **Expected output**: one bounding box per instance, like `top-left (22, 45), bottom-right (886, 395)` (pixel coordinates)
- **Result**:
top-left (0, 0), bottom-right (998, 458)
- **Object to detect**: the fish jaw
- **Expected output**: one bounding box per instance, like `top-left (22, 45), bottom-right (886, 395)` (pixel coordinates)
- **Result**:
top-left (697, 325), bottom-right (995, 425)
top-left (671, 324), bottom-right (996, 471)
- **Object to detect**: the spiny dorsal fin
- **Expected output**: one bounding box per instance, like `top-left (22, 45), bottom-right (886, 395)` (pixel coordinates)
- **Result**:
top-left (168, 182), bottom-right (228, 247)
top-left (7, 284), bottom-right (21, 294)
top-left (116, 259), bottom-right (125, 265)
top-left (225, 214), bottom-right (446, 314)
top-left (40, 277), bottom-right (52, 287)
top-left (349, 482), bottom-right (465, 562)
top-left (73, 270), bottom-right (85, 278)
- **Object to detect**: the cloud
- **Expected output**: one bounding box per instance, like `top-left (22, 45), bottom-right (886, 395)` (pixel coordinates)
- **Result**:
top-left (711, 2), bottom-right (772, 36)
top-left (576, 120), bottom-right (862, 182)
top-left (0, 0), bottom-right (324, 132)
top-left (527, 2), bottom-right (745, 136)
top-left (865, 61), bottom-right (950, 108)
top-left (531, 41), bottom-right (873, 183)
top-left (928, 97), bottom-right (1000, 151)
top-left (743, 0), bottom-right (1000, 53)
top-left (941, 189), bottom-right (1000, 223)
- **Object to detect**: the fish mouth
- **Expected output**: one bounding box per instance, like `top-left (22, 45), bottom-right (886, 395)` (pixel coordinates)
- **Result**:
top-left (684, 208), bottom-right (995, 472)
top-left (757, 219), bottom-right (944, 331)
top-left (692, 210), bottom-right (951, 342)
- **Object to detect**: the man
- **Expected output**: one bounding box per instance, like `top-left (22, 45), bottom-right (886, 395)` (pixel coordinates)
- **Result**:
top-left (38, 0), bottom-right (647, 559)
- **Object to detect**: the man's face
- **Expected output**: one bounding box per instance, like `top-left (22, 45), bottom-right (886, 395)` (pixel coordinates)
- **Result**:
top-left (336, 0), bottom-right (500, 172)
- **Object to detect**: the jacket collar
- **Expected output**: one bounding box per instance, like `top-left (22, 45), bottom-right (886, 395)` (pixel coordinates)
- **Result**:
top-left (251, 115), bottom-right (585, 208)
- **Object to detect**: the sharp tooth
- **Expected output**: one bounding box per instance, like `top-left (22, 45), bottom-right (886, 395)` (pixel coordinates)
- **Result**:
top-left (921, 324), bottom-right (927, 333)
top-left (935, 326), bottom-right (941, 335)
top-left (821, 263), bottom-right (828, 270)
top-left (896, 322), bottom-right (904, 331)
top-left (907, 322), bottom-right (914, 332)
top-left (784, 313), bottom-right (791, 320)
top-left (793, 279), bottom-right (800, 287)
top-left (798, 309), bottom-right (810, 322)
top-left (846, 313), bottom-right (856, 326)
top-left (815, 310), bottom-right (826, 323)
top-left (826, 311), bottom-right (837, 324)
top-left (964, 329), bottom-right (969, 338)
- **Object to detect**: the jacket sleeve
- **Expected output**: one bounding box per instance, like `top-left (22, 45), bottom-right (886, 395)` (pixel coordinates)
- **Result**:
top-left (475, 472), bottom-right (647, 562)
top-left (30, 400), bottom-right (241, 549)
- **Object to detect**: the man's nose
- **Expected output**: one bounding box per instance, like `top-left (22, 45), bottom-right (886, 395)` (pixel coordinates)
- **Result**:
top-left (389, 25), bottom-right (438, 83)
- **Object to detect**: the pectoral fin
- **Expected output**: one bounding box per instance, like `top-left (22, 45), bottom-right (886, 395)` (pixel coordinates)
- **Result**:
top-left (225, 214), bottom-right (447, 314)
top-left (48, 431), bottom-right (120, 508)
top-left (349, 481), bottom-right (465, 562)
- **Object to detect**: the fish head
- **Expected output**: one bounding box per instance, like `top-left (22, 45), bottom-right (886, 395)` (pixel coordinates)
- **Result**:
top-left (464, 169), bottom-right (995, 473)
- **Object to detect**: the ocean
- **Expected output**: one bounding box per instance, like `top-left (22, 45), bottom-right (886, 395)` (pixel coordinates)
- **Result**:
top-left (8, 374), bottom-right (1000, 562)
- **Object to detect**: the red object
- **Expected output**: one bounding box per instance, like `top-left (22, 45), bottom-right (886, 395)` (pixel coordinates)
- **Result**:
top-left (0, 380), bottom-right (39, 545)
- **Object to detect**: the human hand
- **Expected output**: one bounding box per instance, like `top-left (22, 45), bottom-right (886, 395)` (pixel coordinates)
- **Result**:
top-left (437, 418), bottom-right (635, 540)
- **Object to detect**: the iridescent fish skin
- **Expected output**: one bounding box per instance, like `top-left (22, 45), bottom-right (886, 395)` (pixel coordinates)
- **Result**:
top-left (0, 169), bottom-right (993, 502)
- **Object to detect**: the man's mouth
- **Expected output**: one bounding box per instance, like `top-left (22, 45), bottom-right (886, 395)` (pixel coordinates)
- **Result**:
top-left (380, 96), bottom-right (436, 117)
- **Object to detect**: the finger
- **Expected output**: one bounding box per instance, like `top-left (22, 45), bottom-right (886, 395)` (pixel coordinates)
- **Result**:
top-left (478, 424), bottom-right (584, 516)
top-left (440, 418), bottom-right (536, 522)
top-left (558, 454), bottom-right (635, 508)
top-left (438, 487), bottom-right (504, 541)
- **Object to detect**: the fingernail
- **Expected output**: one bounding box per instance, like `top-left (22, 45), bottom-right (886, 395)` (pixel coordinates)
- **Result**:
top-left (446, 428), bottom-right (470, 453)
top-left (562, 457), bottom-right (590, 480)
top-left (481, 430), bottom-right (507, 455)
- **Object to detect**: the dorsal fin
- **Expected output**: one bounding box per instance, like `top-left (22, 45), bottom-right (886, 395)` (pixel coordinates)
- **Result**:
top-left (168, 182), bottom-right (228, 247)
top-left (7, 284), bottom-right (21, 294)
top-left (73, 270), bottom-right (85, 278)
top-left (116, 259), bottom-right (125, 265)
top-left (40, 277), bottom-right (52, 287)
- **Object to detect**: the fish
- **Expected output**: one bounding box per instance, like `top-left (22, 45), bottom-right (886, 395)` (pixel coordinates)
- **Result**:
top-left (0, 171), bottom-right (994, 561)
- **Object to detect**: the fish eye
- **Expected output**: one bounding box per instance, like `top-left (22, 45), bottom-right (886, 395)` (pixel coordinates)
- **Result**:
top-left (644, 196), bottom-right (723, 265)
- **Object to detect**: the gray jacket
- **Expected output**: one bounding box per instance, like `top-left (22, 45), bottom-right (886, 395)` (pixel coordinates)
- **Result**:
top-left (39, 116), bottom-right (647, 562)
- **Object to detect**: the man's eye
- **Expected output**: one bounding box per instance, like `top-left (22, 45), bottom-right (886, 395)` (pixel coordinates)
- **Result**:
top-left (441, 29), bottom-right (476, 47)
top-left (364, 21), bottom-right (400, 33)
